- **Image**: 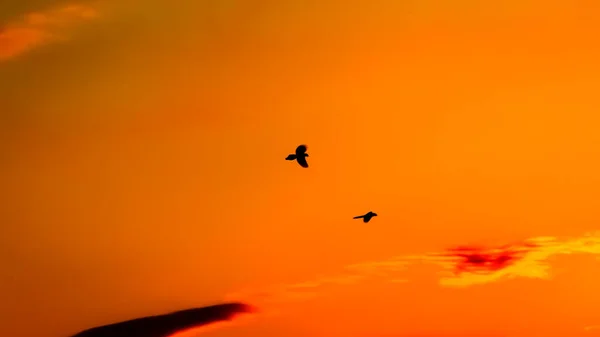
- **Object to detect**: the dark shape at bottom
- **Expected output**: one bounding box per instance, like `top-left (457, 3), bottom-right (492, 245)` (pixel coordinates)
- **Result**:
top-left (70, 302), bottom-right (255, 337)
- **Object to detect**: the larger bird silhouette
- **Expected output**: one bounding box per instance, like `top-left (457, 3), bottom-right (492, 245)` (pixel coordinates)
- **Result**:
top-left (285, 144), bottom-right (309, 168)
top-left (353, 211), bottom-right (378, 223)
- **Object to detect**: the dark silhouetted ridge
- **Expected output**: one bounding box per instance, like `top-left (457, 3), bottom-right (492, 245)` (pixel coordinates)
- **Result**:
top-left (70, 302), bottom-right (254, 337)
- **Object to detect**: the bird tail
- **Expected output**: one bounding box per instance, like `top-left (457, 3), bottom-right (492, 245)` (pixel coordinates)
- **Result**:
top-left (285, 154), bottom-right (297, 160)
top-left (353, 215), bottom-right (364, 219)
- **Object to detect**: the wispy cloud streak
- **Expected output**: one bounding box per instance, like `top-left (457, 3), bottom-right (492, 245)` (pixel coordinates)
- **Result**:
top-left (584, 325), bottom-right (600, 332)
top-left (226, 232), bottom-right (600, 305)
top-left (0, 3), bottom-right (99, 61)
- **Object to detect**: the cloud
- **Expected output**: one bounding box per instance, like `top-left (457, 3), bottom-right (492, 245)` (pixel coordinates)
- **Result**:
top-left (0, 3), bottom-right (99, 62)
top-left (226, 232), bottom-right (600, 305)
top-left (432, 233), bottom-right (600, 287)
top-left (70, 302), bottom-right (256, 337)
top-left (224, 256), bottom-right (411, 307)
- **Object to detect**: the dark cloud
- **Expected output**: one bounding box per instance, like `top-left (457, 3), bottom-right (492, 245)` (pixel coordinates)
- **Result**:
top-left (438, 243), bottom-right (538, 275)
top-left (70, 302), bottom-right (255, 337)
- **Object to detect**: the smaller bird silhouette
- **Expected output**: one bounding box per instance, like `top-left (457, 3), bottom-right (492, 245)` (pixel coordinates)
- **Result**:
top-left (285, 144), bottom-right (309, 168)
top-left (353, 211), bottom-right (378, 223)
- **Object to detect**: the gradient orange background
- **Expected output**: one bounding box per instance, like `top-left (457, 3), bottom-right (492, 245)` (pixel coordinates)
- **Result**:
top-left (2, 1), bottom-right (600, 337)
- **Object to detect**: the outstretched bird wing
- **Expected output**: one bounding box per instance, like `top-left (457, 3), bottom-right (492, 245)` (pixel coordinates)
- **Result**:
top-left (297, 156), bottom-right (309, 168)
top-left (353, 215), bottom-right (365, 219)
top-left (295, 144), bottom-right (307, 155)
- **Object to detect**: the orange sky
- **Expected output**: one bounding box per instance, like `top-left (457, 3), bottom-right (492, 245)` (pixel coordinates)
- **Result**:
top-left (2, 1), bottom-right (600, 337)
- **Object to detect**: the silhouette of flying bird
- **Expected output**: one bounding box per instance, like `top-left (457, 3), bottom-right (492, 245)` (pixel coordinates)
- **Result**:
top-left (353, 211), bottom-right (377, 223)
top-left (285, 144), bottom-right (309, 168)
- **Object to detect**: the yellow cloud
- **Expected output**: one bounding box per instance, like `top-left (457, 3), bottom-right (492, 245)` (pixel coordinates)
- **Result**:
top-left (430, 233), bottom-right (600, 287)
top-left (0, 3), bottom-right (99, 61)
top-left (225, 232), bottom-right (600, 306)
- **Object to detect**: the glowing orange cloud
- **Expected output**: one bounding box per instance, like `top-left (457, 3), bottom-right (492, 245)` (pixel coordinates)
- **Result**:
top-left (226, 232), bottom-right (600, 305)
top-left (0, 3), bottom-right (99, 61)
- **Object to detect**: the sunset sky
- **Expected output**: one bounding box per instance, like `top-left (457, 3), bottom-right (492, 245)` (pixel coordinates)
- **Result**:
top-left (2, 1), bottom-right (600, 336)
